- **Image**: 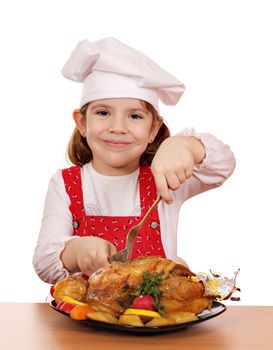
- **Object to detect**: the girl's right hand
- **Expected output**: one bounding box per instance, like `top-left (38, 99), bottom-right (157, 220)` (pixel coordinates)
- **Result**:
top-left (61, 236), bottom-right (117, 276)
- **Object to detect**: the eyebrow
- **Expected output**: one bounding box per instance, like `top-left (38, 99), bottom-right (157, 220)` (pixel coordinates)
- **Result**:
top-left (90, 103), bottom-right (112, 110)
top-left (90, 104), bottom-right (149, 114)
top-left (126, 108), bottom-right (150, 115)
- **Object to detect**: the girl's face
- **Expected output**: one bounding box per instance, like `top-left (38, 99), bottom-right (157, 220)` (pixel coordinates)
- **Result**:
top-left (73, 98), bottom-right (163, 175)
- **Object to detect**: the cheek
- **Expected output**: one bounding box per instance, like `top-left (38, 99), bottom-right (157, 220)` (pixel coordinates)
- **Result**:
top-left (85, 125), bottom-right (98, 149)
top-left (134, 123), bottom-right (153, 140)
top-left (135, 130), bottom-right (150, 143)
top-left (85, 120), bottom-right (102, 137)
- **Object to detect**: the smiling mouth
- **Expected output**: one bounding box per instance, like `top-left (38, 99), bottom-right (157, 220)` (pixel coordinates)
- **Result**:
top-left (102, 139), bottom-right (132, 148)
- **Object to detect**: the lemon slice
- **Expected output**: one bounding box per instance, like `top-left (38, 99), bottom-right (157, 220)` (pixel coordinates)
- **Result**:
top-left (62, 296), bottom-right (87, 306)
top-left (124, 308), bottom-right (161, 318)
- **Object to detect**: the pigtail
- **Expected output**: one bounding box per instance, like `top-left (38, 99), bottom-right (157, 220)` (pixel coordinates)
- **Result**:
top-left (140, 122), bottom-right (170, 165)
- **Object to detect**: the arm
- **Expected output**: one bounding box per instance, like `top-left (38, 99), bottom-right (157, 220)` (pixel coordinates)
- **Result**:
top-left (32, 171), bottom-right (75, 284)
top-left (32, 170), bottom-right (116, 284)
top-left (151, 128), bottom-right (236, 203)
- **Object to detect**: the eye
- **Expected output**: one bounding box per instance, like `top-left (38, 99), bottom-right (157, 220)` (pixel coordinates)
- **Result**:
top-left (96, 110), bottom-right (110, 117)
top-left (129, 113), bottom-right (143, 120)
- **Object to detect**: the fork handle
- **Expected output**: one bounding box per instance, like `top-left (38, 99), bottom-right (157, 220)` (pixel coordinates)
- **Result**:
top-left (138, 195), bottom-right (161, 227)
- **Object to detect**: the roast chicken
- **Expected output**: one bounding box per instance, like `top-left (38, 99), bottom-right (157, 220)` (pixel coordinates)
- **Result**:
top-left (85, 256), bottom-right (212, 316)
top-left (54, 256), bottom-right (215, 316)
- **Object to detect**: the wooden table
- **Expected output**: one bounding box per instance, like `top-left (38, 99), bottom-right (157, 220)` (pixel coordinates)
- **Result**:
top-left (1, 303), bottom-right (272, 350)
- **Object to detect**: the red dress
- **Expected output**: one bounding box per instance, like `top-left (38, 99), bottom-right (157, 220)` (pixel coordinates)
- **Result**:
top-left (62, 165), bottom-right (166, 259)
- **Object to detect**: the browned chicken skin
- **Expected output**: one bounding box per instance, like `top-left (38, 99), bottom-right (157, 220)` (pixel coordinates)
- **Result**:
top-left (53, 275), bottom-right (88, 304)
top-left (85, 257), bottom-right (212, 316)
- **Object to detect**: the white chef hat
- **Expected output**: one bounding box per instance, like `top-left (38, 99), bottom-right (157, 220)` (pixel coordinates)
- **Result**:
top-left (62, 37), bottom-right (185, 113)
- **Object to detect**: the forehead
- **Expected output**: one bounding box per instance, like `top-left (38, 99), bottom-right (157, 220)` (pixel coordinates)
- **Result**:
top-left (89, 98), bottom-right (148, 110)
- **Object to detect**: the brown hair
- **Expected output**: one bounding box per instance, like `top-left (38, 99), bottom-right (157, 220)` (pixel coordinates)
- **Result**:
top-left (67, 101), bottom-right (170, 166)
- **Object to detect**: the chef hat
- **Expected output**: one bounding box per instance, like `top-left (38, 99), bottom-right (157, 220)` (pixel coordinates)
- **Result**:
top-left (62, 37), bottom-right (185, 112)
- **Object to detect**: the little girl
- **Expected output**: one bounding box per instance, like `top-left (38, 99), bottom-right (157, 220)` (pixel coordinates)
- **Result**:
top-left (33, 38), bottom-right (235, 284)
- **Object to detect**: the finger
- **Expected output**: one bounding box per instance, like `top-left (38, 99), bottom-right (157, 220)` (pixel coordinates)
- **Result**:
top-left (176, 168), bottom-right (189, 183)
top-left (165, 170), bottom-right (185, 189)
top-left (97, 243), bottom-right (117, 269)
top-left (98, 257), bottom-right (110, 270)
top-left (82, 266), bottom-right (94, 277)
top-left (79, 252), bottom-right (106, 275)
top-left (78, 260), bottom-right (94, 277)
top-left (92, 252), bottom-right (109, 272)
top-left (154, 173), bottom-right (173, 203)
top-left (185, 167), bottom-right (193, 179)
top-left (108, 243), bottom-right (117, 257)
top-left (175, 163), bottom-right (194, 182)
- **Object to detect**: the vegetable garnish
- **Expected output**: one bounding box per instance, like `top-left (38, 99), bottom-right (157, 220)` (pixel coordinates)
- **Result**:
top-left (132, 295), bottom-right (155, 311)
top-left (56, 300), bottom-right (75, 314)
top-left (62, 296), bottom-right (88, 306)
top-left (129, 271), bottom-right (164, 315)
top-left (70, 305), bottom-right (94, 320)
top-left (124, 308), bottom-right (160, 318)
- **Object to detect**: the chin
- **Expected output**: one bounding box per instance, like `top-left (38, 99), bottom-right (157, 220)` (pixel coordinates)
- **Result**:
top-left (97, 156), bottom-right (141, 174)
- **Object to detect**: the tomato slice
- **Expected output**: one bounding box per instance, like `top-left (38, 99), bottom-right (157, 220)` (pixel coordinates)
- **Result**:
top-left (56, 300), bottom-right (75, 314)
top-left (50, 285), bottom-right (55, 298)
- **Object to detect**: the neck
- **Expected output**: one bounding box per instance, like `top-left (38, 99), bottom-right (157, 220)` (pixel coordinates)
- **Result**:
top-left (91, 160), bottom-right (140, 176)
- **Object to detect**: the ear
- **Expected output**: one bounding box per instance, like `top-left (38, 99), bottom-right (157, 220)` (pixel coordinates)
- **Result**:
top-left (149, 116), bottom-right (164, 142)
top-left (73, 109), bottom-right (86, 136)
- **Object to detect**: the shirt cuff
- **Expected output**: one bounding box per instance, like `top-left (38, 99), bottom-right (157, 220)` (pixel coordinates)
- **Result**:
top-left (175, 127), bottom-right (209, 170)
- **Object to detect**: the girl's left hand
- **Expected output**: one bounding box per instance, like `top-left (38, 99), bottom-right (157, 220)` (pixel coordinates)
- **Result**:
top-left (151, 135), bottom-right (205, 203)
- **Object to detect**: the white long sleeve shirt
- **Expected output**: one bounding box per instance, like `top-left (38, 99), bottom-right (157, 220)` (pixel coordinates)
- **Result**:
top-left (33, 128), bottom-right (236, 284)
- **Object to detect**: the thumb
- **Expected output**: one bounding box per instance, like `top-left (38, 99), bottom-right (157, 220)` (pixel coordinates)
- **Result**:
top-left (154, 174), bottom-right (173, 204)
top-left (108, 243), bottom-right (117, 256)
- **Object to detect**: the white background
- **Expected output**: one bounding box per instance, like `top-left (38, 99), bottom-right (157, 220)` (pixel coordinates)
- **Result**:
top-left (0, 0), bottom-right (272, 305)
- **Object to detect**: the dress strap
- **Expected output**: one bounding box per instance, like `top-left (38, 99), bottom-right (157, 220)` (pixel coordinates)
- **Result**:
top-left (62, 166), bottom-right (84, 219)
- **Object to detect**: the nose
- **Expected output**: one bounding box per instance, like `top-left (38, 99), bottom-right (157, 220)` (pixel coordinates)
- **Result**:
top-left (108, 115), bottom-right (127, 133)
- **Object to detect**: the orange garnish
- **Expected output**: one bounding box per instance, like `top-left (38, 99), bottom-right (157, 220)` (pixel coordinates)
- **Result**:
top-left (70, 305), bottom-right (94, 320)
